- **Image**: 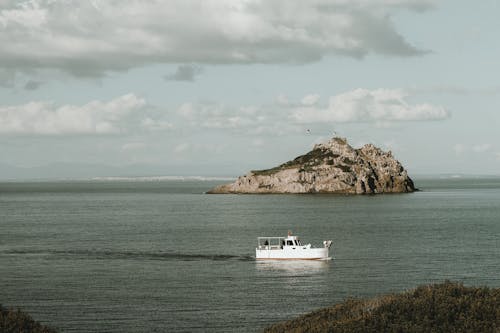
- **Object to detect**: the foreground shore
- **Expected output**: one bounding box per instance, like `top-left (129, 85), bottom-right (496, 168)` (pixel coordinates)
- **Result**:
top-left (263, 281), bottom-right (500, 333)
top-left (0, 304), bottom-right (57, 333)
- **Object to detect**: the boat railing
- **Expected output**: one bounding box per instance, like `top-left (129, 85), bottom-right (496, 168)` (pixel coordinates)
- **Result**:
top-left (257, 237), bottom-right (285, 250)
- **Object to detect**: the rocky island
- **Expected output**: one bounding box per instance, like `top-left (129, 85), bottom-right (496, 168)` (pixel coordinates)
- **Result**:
top-left (208, 137), bottom-right (415, 194)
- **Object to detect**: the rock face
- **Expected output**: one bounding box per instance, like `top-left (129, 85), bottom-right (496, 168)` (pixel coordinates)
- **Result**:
top-left (208, 137), bottom-right (416, 194)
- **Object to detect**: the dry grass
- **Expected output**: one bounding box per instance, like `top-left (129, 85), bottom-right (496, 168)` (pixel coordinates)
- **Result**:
top-left (0, 304), bottom-right (57, 333)
top-left (264, 281), bottom-right (500, 333)
top-left (252, 148), bottom-right (339, 176)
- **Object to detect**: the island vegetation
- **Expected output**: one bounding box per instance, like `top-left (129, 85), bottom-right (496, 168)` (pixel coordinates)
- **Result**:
top-left (264, 281), bottom-right (500, 333)
top-left (0, 304), bottom-right (57, 333)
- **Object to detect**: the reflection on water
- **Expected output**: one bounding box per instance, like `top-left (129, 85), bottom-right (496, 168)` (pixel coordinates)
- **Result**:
top-left (255, 259), bottom-right (331, 275)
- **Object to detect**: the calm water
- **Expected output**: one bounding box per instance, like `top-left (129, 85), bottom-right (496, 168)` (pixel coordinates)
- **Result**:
top-left (1, 177), bottom-right (499, 332)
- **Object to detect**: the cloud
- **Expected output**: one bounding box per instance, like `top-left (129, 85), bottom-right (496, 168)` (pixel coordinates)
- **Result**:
top-left (177, 100), bottom-right (302, 135)
top-left (0, 93), bottom-right (151, 135)
top-left (453, 143), bottom-right (492, 156)
top-left (178, 102), bottom-right (261, 129)
top-left (174, 142), bottom-right (191, 154)
top-left (164, 65), bottom-right (203, 82)
top-left (301, 94), bottom-right (321, 106)
top-left (140, 117), bottom-right (173, 131)
top-left (24, 79), bottom-right (44, 90)
top-left (275, 94), bottom-right (290, 106)
top-left (0, 69), bottom-right (15, 88)
top-left (121, 142), bottom-right (147, 151)
top-left (408, 85), bottom-right (500, 97)
top-left (8, 86), bottom-right (448, 137)
top-left (453, 143), bottom-right (466, 155)
top-left (0, 0), bottom-right (431, 77)
top-left (290, 89), bottom-right (449, 123)
top-left (175, 88), bottom-right (448, 135)
top-left (472, 143), bottom-right (491, 153)
top-left (173, 142), bottom-right (226, 155)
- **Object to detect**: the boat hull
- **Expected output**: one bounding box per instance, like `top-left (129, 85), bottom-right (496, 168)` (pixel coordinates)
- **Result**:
top-left (255, 247), bottom-right (329, 260)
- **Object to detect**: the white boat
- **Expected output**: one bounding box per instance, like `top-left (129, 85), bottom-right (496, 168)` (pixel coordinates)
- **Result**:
top-left (255, 231), bottom-right (332, 260)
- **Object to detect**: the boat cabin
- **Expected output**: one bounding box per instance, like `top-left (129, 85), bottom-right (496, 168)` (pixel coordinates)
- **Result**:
top-left (284, 235), bottom-right (302, 247)
top-left (257, 235), bottom-right (305, 249)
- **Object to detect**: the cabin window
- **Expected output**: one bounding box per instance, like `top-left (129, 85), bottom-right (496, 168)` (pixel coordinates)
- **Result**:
top-left (286, 240), bottom-right (293, 246)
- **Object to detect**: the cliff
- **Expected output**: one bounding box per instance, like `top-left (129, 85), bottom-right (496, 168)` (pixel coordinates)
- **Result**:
top-left (208, 137), bottom-right (415, 194)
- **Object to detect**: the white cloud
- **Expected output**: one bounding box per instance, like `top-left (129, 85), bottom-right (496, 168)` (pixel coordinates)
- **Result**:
top-left (252, 138), bottom-right (265, 148)
top-left (275, 94), bottom-right (290, 106)
top-left (5, 87), bottom-right (446, 138)
top-left (177, 102), bottom-right (260, 129)
top-left (453, 143), bottom-right (466, 155)
top-left (0, 93), bottom-right (150, 135)
top-left (176, 100), bottom-right (303, 135)
top-left (454, 143), bottom-right (493, 156)
top-left (301, 94), bottom-right (321, 106)
top-left (408, 85), bottom-right (500, 97)
top-left (174, 142), bottom-right (191, 154)
top-left (291, 89), bottom-right (449, 123)
top-left (173, 142), bottom-right (226, 155)
top-left (0, 0), bottom-right (431, 77)
top-left (174, 89), bottom-right (448, 136)
top-left (472, 143), bottom-right (491, 153)
top-left (140, 117), bottom-right (173, 131)
top-left (121, 142), bottom-right (147, 151)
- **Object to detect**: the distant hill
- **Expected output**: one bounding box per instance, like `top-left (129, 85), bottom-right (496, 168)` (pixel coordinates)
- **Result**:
top-left (264, 281), bottom-right (500, 333)
top-left (209, 137), bottom-right (415, 194)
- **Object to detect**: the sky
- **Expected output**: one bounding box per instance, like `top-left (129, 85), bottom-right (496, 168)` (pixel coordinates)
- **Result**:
top-left (0, 0), bottom-right (499, 179)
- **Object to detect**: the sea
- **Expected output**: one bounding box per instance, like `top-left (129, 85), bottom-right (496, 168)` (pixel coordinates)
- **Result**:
top-left (1, 176), bottom-right (499, 332)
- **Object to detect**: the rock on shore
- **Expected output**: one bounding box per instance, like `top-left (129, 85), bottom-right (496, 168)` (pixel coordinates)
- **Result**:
top-left (208, 137), bottom-right (415, 194)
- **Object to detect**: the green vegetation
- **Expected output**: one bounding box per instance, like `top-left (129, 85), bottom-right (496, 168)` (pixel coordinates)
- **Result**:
top-left (264, 281), bottom-right (500, 333)
top-left (0, 304), bottom-right (57, 333)
top-left (252, 148), bottom-right (339, 176)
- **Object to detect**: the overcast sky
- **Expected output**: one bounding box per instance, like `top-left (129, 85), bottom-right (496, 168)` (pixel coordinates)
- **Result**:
top-left (1, 0), bottom-right (499, 178)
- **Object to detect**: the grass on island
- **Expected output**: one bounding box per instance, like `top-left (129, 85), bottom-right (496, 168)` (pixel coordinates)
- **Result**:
top-left (0, 304), bottom-right (57, 333)
top-left (252, 148), bottom-right (342, 176)
top-left (264, 281), bottom-right (500, 333)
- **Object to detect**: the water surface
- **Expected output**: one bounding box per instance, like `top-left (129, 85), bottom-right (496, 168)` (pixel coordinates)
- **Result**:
top-left (1, 177), bottom-right (499, 332)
